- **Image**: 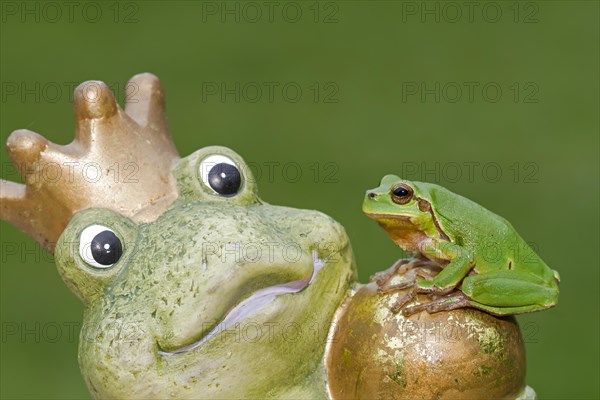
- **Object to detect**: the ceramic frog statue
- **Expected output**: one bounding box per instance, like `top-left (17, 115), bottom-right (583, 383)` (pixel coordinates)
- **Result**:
top-left (55, 147), bottom-right (356, 398)
top-left (1, 74), bottom-right (538, 399)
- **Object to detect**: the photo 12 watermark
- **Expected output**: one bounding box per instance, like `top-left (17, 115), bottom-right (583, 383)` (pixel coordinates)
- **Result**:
top-left (1, 1), bottom-right (140, 24)
top-left (234, 160), bottom-right (340, 184)
top-left (1, 80), bottom-right (141, 104)
top-left (201, 81), bottom-right (340, 104)
top-left (1, 161), bottom-right (140, 187)
top-left (397, 161), bottom-right (540, 184)
top-left (399, 1), bottom-right (540, 24)
top-left (199, 1), bottom-right (340, 23)
top-left (401, 81), bottom-right (540, 104)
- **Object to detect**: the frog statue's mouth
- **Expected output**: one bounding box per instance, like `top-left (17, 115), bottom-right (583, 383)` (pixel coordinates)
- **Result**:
top-left (157, 250), bottom-right (325, 356)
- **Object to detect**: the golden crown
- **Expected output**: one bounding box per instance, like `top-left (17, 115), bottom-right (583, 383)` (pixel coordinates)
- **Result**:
top-left (1, 73), bottom-right (180, 252)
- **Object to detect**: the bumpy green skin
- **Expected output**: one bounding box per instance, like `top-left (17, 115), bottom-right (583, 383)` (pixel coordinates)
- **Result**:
top-left (363, 174), bottom-right (559, 315)
top-left (55, 146), bottom-right (356, 399)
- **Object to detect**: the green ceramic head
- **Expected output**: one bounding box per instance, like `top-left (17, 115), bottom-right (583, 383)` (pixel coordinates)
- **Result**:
top-left (54, 145), bottom-right (356, 398)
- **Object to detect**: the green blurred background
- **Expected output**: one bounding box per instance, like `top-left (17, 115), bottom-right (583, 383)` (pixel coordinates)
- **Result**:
top-left (1, 1), bottom-right (598, 399)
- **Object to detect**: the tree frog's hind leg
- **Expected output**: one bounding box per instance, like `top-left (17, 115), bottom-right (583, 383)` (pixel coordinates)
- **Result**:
top-left (401, 270), bottom-right (559, 316)
top-left (401, 291), bottom-right (554, 317)
top-left (402, 292), bottom-right (471, 316)
top-left (467, 301), bottom-right (557, 316)
top-left (460, 270), bottom-right (559, 316)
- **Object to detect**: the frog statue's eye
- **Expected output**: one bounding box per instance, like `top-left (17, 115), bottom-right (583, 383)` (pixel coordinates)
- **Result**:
top-left (79, 225), bottom-right (123, 268)
top-left (391, 183), bottom-right (414, 205)
top-left (199, 155), bottom-right (242, 196)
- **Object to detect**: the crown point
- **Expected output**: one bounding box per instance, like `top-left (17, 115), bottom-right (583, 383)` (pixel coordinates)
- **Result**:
top-left (6, 129), bottom-right (49, 177)
top-left (128, 72), bottom-right (161, 91)
top-left (73, 80), bottom-right (118, 120)
top-left (127, 72), bottom-right (164, 107)
top-left (125, 72), bottom-right (167, 129)
top-left (7, 129), bottom-right (48, 153)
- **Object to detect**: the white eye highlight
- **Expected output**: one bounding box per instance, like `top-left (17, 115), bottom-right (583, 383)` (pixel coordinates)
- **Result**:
top-left (79, 225), bottom-right (123, 269)
top-left (198, 155), bottom-right (242, 196)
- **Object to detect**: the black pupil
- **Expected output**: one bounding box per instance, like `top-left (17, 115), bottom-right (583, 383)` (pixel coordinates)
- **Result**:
top-left (208, 163), bottom-right (241, 195)
top-left (91, 231), bottom-right (123, 266)
top-left (393, 187), bottom-right (410, 197)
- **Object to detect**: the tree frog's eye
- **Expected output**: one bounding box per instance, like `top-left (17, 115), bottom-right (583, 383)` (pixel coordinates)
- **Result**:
top-left (199, 155), bottom-right (242, 196)
top-left (79, 225), bottom-right (123, 268)
top-left (391, 183), bottom-right (414, 205)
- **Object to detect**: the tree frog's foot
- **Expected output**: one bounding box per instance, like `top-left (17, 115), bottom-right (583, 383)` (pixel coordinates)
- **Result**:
top-left (373, 259), bottom-right (439, 292)
top-left (381, 267), bottom-right (441, 313)
top-left (369, 258), bottom-right (412, 286)
top-left (402, 292), bottom-right (470, 316)
top-left (387, 269), bottom-right (439, 313)
top-left (377, 280), bottom-right (414, 295)
top-left (396, 258), bottom-right (438, 275)
top-left (389, 290), bottom-right (416, 313)
top-left (376, 266), bottom-right (431, 294)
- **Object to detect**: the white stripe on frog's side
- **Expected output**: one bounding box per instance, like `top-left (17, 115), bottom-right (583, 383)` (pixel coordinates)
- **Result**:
top-left (159, 251), bottom-right (326, 355)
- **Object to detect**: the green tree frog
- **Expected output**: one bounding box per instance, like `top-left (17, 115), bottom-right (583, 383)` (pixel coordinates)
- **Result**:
top-left (362, 174), bottom-right (560, 316)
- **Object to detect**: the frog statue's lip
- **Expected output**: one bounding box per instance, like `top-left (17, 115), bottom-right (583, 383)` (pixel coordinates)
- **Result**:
top-left (157, 250), bottom-right (326, 356)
